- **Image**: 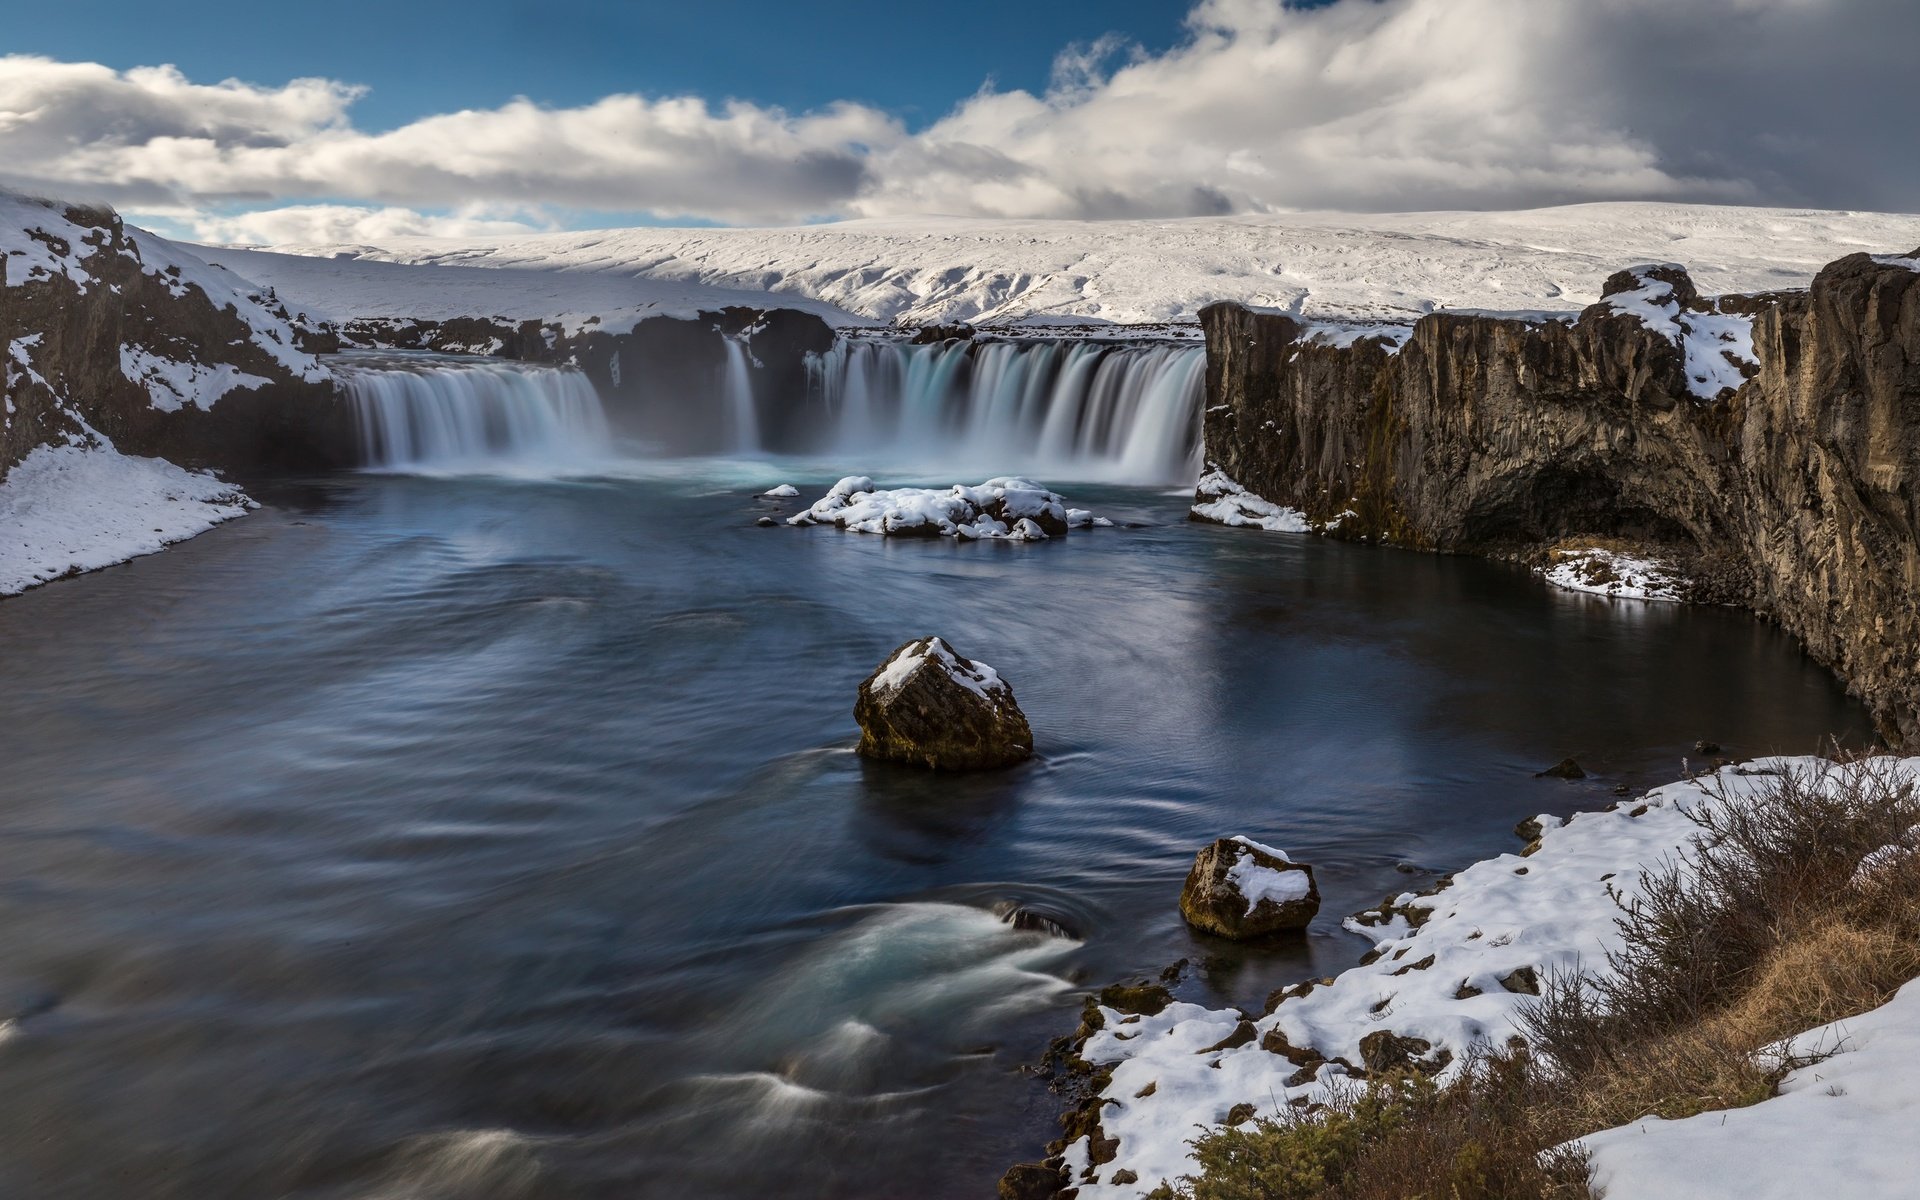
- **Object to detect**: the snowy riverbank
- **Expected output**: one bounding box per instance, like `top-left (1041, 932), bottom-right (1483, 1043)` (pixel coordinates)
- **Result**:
top-left (0, 441), bottom-right (254, 596)
top-left (1049, 756), bottom-right (1920, 1199)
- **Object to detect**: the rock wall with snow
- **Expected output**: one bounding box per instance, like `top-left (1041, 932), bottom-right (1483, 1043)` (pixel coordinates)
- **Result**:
top-left (1199, 251), bottom-right (1920, 744)
top-left (1, 194), bottom-right (352, 474)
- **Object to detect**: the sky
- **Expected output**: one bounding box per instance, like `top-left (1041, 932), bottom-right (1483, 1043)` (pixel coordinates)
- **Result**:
top-left (0, 0), bottom-right (1915, 244)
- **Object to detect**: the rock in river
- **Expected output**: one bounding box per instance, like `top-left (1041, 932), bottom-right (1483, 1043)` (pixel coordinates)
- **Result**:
top-left (854, 637), bottom-right (1033, 770)
top-left (1179, 836), bottom-right (1320, 938)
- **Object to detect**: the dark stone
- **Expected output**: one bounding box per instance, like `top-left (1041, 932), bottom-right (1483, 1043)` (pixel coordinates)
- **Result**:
top-left (1499, 966), bottom-right (1541, 995)
top-left (1199, 1020), bottom-right (1257, 1054)
top-left (1538, 758), bottom-right (1586, 780)
top-left (853, 637), bottom-right (1033, 771)
top-left (1694, 740), bottom-right (1724, 755)
top-left (1179, 837), bottom-right (1320, 939)
top-left (998, 1162), bottom-right (1067, 1200)
top-left (1358, 1030), bottom-right (1452, 1077)
top-left (755, 516), bottom-right (776, 527)
top-left (1097, 982), bottom-right (1174, 1017)
top-left (1225, 1102), bottom-right (1257, 1126)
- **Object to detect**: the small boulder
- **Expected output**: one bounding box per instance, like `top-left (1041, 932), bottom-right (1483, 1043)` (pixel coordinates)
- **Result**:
top-left (1537, 757), bottom-right (1585, 779)
top-left (854, 637), bottom-right (1032, 770)
top-left (997, 1162), bottom-right (1067, 1200)
top-left (1179, 836), bottom-right (1320, 939)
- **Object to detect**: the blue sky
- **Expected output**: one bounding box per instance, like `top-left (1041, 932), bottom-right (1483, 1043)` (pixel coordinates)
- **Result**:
top-left (0, 0), bottom-right (1912, 241)
top-left (3, 0), bottom-right (1194, 132)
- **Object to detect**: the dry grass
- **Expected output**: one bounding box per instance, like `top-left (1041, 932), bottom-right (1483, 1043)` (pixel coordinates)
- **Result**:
top-left (1156, 759), bottom-right (1920, 1200)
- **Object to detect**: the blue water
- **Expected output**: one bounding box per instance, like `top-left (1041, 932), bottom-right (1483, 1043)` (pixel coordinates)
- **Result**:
top-left (0, 468), bottom-right (1871, 1198)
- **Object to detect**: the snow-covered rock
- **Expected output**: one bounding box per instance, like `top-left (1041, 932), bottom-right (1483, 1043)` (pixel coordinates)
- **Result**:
top-left (762, 483), bottom-right (800, 497)
top-left (1188, 468), bottom-right (1310, 532)
top-left (1179, 836), bottom-right (1320, 939)
top-left (1596, 264), bottom-right (1758, 402)
top-left (0, 439), bottom-right (254, 595)
top-left (787, 476), bottom-right (1095, 540)
top-left (853, 637), bottom-right (1033, 771)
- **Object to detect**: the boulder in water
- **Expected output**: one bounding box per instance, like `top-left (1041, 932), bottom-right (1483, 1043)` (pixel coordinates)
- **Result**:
top-left (1179, 836), bottom-right (1320, 939)
top-left (854, 638), bottom-right (1033, 770)
top-left (789, 476), bottom-right (1096, 540)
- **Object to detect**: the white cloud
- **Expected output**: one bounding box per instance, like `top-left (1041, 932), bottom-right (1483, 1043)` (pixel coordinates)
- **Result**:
top-left (186, 204), bottom-right (555, 246)
top-left (1, 0), bottom-right (1915, 237)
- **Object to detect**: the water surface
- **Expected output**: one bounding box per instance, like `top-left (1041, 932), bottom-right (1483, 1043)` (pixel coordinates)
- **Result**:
top-left (0, 468), bottom-right (1871, 1198)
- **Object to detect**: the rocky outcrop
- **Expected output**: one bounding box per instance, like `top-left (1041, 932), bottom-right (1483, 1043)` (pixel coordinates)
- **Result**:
top-left (1179, 837), bottom-right (1320, 938)
top-left (1199, 252), bottom-right (1920, 743)
top-left (854, 637), bottom-right (1034, 770)
top-left (2, 196), bottom-right (351, 475)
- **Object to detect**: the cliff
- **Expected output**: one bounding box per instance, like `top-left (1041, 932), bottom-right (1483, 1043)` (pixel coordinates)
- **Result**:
top-left (1199, 253), bottom-right (1920, 743)
top-left (1, 195), bottom-right (353, 473)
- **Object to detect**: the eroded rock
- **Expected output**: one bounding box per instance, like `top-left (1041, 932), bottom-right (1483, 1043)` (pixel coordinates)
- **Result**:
top-left (854, 637), bottom-right (1033, 770)
top-left (1179, 836), bottom-right (1320, 939)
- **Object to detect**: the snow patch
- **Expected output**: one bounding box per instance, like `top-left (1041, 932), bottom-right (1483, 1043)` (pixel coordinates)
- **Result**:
top-left (1582, 969), bottom-right (1920, 1199)
top-left (0, 440), bottom-right (255, 595)
top-left (1190, 468), bottom-right (1310, 533)
top-left (762, 483), bottom-right (800, 497)
top-left (119, 345), bottom-right (272, 411)
top-left (873, 636), bottom-right (1010, 701)
top-left (1600, 267), bottom-right (1758, 401)
top-left (1541, 546), bottom-right (1685, 601)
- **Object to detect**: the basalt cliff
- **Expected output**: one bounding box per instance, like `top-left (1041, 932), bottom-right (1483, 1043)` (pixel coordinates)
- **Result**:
top-left (1198, 253), bottom-right (1920, 744)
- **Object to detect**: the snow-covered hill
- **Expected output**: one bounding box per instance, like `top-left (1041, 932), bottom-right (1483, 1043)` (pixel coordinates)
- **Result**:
top-left (226, 202), bottom-right (1920, 327)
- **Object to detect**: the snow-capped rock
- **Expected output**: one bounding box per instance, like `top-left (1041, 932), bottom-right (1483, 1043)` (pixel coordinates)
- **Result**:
top-left (854, 637), bottom-right (1033, 771)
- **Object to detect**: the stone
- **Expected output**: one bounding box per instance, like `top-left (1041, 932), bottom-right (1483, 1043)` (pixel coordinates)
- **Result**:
top-left (1179, 836), bottom-right (1320, 939)
top-left (1225, 1102), bottom-right (1257, 1126)
top-left (998, 1162), bottom-right (1067, 1200)
top-left (854, 637), bottom-right (1032, 770)
top-left (1537, 758), bottom-right (1586, 779)
top-left (755, 515), bottom-right (776, 527)
top-left (1358, 1030), bottom-right (1451, 1077)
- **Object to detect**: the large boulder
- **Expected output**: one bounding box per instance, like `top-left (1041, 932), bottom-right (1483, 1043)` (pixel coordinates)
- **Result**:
top-left (854, 637), bottom-right (1033, 770)
top-left (1179, 836), bottom-right (1320, 938)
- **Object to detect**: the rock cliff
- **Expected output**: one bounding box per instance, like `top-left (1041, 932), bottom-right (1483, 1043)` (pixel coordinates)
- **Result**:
top-left (1199, 252), bottom-right (1920, 743)
top-left (1, 195), bottom-right (352, 474)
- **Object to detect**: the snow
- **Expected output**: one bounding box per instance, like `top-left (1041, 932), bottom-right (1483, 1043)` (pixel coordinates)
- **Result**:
top-left (1190, 468), bottom-right (1310, 533)
top-left (1582, 973), bottom-right (1920, 1199)
top-left (1225, 843), bottom-right (1312, 912)
top-left (1598, 266), bottom-right (1758, 401)
top-left (192, 242), bottom-right (862, 330)
top-left (786, 475), bottom-right (1095, 540)
top-left (762, 483), bottom-right (800, 497)
top-left (1057, 757), bottom-right (1920, 1198)
top-left (243, 202), bottom-right (1920, 328)
top-left (873, 636), bottom-right (1010, 701)
top-left (1541, 547), bottom-right (1685, 601)
top-left (1870, 253), bottom-right (1920, 272)
top-left (0, 440), bottom-right (255, 595)
top-left (119, 345), bottom-right (272, 411)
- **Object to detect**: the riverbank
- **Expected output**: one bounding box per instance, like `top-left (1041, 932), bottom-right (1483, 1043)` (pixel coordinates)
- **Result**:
top-left (1022, 755), bottom-right (1920, 1199)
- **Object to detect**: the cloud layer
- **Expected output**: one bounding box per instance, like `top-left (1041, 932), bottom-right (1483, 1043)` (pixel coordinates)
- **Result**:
top-left (2, 0), bottom-right (1914, 241)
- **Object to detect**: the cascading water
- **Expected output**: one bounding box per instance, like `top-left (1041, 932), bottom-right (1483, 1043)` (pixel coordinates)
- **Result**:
top-left (330, 351), bottom-right (612, 471)
top-left (802, 338), bottom-right (1206, 484)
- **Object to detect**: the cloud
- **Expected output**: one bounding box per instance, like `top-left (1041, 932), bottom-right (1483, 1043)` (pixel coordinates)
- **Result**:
top-left (1, 0), bottom-right (1915, 237)
top-left (186, 204), bottom-right (555, 246)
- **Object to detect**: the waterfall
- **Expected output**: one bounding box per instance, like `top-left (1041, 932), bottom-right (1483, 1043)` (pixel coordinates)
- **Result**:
top-left (331, 351), bottom-right (612, 471)
top-left (721, 338), bottom-right (760, 453)
top-left (803, 338), bottom-right (1205, 484)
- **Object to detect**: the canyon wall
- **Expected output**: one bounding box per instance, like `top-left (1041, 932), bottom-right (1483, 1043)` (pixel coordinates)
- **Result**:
top-left (1200, 255), bottom-right (1920, 743)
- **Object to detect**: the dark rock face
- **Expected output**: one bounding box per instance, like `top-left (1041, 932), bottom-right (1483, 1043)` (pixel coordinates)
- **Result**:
top-left (2, 199), bottom-right (351, 475)
top-left (1200, 253), bottom-right (1920, 743)
top-left (853, 637), bottom-right (1034, 770)
top-left (1179, 837), bottom-right (1320, 939)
